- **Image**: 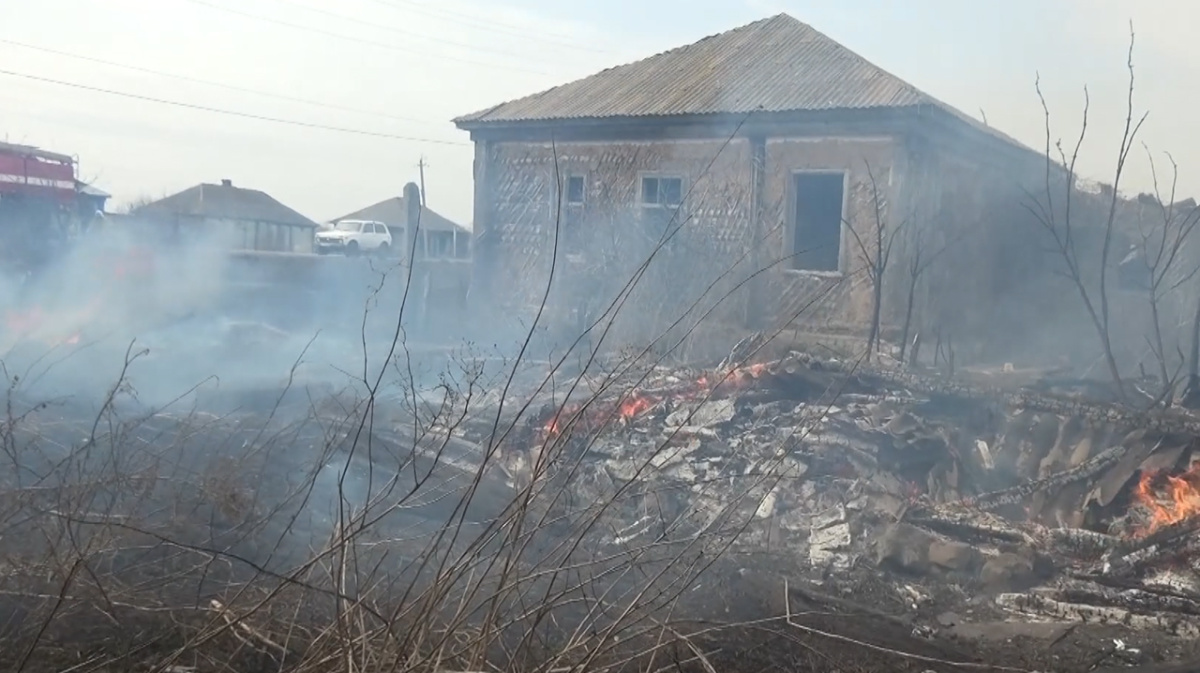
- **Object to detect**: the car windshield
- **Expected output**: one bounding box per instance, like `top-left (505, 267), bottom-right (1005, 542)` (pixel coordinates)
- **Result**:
top-left (335, 221), bottom-right (361, 232)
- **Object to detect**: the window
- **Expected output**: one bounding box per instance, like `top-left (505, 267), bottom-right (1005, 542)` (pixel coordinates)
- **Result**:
top-left (428, 231), bottom-right (454, 258)
top-left (791, 172), bottom-right (845, 272)
top-left (640, 175), bottom-right (683, 207)
top-left (565, 175), bottom-right (585, 205)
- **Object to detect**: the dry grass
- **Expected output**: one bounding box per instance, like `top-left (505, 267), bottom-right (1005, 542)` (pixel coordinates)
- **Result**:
top-left (0, 123), bottom-right (875, 673)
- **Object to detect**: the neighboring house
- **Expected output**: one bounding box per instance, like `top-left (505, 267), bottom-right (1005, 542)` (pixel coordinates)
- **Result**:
top-left (330, 187), bottom-right (472, 335)
top-left (76, 181), bottom-right (110, 216)
top-left (134, 179), bottom-right (318, 253)
top-left (453, 13), bottom-right (1081, 358)
top-left (331, 195), bottom-right (471, 260)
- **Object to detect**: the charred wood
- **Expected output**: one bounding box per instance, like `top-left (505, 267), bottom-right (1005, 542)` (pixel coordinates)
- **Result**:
top-left (1046, 527), bottom-right (1121, 561)
top-left (996, 591), bottom-right (1200, 637)
top-left (907, 506), bottom-right (1033, 545)
top-left (1114, 514), bottom-right (1200, 559)
top-left (1074, 572), bottom-right (1200, 604)
top-left (795, 352), bottom-right (1200, 437)
top-left (1055, 579), bottom-right (1200, 618)
top-left (965, 445), bottom-right (1127, 511)
top-left (1103, 516), bottom-right (1200, 579)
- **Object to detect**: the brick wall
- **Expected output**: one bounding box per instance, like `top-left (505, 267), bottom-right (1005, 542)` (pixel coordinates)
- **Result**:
top-left (480, 138), bottom-right (755, 353)
top-left (761, 136), bottom-right (902, 332)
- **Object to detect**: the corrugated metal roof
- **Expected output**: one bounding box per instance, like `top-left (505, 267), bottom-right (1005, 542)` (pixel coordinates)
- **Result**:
top-left (455, 14), bottom-right (933, 123)
top-left (452, 13), bottom-right (1034, 154)
top-left (135, 182), bottom-right (318, 228)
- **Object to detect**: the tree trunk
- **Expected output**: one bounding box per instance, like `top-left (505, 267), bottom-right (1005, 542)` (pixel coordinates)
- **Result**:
top-left (898, 272), bottom-right (919, 363)
top-left (1181, 292), bottom-right (1200, 408)
top-left (1190, 293), bottom-right (1200, 381)
top-left (1149, 296), bottom-right (1170, 393)
top-left (866, 268), bottom-right (884, 362)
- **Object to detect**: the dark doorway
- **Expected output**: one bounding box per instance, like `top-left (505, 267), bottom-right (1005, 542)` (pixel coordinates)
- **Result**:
top-left (792, 172), bottom-right (845, 272)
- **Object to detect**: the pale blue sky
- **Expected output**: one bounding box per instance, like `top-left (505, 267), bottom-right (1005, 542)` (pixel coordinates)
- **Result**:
top-left (0, 0), bottom-right (1191, 225)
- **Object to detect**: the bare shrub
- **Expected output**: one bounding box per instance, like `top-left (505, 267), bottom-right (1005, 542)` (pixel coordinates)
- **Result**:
top-left (0, 136), bottom-right (852, 673)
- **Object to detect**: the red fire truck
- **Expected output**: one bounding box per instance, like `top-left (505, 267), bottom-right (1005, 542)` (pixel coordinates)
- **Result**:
top-left (0, 141), bottom-right (78, 271)
top-left (0, 141), bottom-right (76, 199)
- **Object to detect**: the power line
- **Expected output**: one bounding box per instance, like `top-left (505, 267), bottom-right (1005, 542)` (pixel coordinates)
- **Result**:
top-left (178, 0), bottom-right (549, 76)
top-left (362, 0), bottom-right (611, 54)
top-left (0, 39), bottom-right (446, 127)
top-left (267, 0), bottom-right (541, 61)
top-left (0, 68), bottom-right (469, 146)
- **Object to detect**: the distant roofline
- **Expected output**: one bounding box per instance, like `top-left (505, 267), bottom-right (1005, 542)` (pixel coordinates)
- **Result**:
top-left (330, 195), bottom-right (471, 234)
top-left (135, 182), bottom-right (319, 228)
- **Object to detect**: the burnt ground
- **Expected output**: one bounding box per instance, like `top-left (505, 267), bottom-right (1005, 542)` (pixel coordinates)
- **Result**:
top-left (679, 557), bottom-right (1200, 673)
top-left (10, 578), bottom-right (1198, 673)
top-left (10, 353), bottom-right (1200, 672)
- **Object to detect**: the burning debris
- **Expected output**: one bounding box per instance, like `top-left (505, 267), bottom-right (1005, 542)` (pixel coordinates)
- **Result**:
top-left (453, 344), bottom-right (1200, 667)
top-left (11, 323), bottom-right (1200, 671)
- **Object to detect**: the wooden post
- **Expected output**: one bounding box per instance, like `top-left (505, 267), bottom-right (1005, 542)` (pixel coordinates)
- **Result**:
top-left (403, 182), bottom-right (421, 262)
top-left (404, 182), bottom-right (427, 330)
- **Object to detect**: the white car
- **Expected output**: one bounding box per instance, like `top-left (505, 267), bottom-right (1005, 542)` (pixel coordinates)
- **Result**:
top-left (316, 219), bottom-right (392, 256)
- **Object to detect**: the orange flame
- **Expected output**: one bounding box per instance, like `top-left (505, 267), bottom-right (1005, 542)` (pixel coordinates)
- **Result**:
top-left (4, 306), bottom-right (87, 348)
top-left (618, 393), bottom-right (656, 420)
top-left (542, 403), bottom-right (579, 438)
top-left (1132, 464), bottom-right (1200, 535)
top-left (537, 361), bottom-right (771, 439)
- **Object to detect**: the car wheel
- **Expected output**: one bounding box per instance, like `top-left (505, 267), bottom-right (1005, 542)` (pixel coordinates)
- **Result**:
top-left (376, 242), bottom-right (389, 256)
top-left (345, 240), bottom-right (359, 256)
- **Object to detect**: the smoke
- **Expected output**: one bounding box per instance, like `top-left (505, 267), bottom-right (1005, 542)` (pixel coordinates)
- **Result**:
top-left (0, 220), bottom-right (476, 411)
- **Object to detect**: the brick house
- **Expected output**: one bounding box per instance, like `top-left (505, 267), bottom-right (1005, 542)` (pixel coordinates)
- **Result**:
top-left (454, 14), bottom-right (1067, 358)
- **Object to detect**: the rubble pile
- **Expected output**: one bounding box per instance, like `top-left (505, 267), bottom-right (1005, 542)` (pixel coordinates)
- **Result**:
top-left (470, 349), bottom-right (1200, 663)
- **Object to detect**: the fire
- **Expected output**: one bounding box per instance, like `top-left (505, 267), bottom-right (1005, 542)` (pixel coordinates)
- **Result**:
top-left (618, 393), bottom-right (655, 420)
top-left (1132, 463), bottom-right (1200, 535)
top-left (539, 360), bottom-right (773, 439)
top-left (4, 305), bottom-right (89, 348)
top-left (541, 393), bottom-right (658, 439)
top-left (5, 307), bottom-right (45, 335)
top-left (542, 403), bottom-right (578, 437)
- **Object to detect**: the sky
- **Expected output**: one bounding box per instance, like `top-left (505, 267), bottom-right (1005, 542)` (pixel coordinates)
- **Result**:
top-left (0, 0), bottom-right (1194, 227)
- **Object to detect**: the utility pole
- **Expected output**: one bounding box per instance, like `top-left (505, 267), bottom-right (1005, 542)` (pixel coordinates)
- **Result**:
top-left (416, 156), bottom-right (427, 206)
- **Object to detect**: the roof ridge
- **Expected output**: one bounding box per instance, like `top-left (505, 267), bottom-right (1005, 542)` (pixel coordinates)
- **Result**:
top-left (452, 13), bottom-right (935, 125)
top-left (136, 181), bottom-right (318, 228)
top-left (452, 12), bottom-right (1038, 158)
top-left (329, 195), bottom-right (470, 234)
